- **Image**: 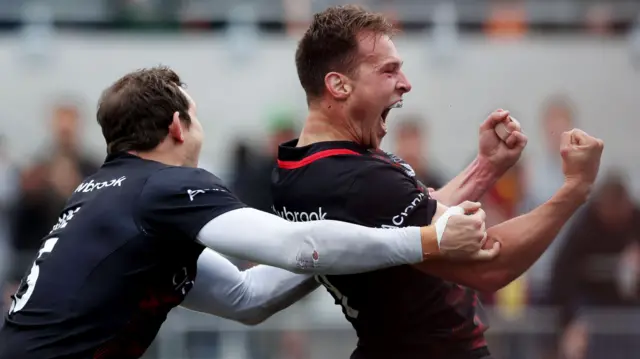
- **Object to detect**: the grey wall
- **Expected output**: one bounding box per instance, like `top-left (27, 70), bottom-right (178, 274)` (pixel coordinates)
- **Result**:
top-left (1, 33), bottom-right (638, 193)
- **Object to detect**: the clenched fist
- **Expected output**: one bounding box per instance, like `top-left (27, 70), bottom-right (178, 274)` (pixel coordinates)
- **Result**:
top-left (478, 109), bottom-right (528, 176)
top-left (437, 201), bottom-right (500, 261)
top-left (560, 129), bottom-right (604, 189)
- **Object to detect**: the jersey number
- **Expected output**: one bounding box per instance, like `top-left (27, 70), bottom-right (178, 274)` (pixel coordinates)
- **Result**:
top-left (9, 237), bottom-right (59, 315)
top-left (315, 275), bottom-right (359, 319)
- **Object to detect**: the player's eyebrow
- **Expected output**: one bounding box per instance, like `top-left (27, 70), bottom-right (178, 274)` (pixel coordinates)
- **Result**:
top-left (378, 59), bottom-right (403, 71)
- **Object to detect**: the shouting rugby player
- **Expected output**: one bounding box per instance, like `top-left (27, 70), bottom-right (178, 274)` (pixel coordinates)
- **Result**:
top-left (272, 5), bottom-right (604, 359)
top-left (0, 67), bottom-right (496, 359)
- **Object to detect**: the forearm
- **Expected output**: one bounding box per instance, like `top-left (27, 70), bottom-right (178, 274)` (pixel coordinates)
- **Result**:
top-left (419, 182), bottom-right (588, 292)
top-left (238, 266), bottom-right (320, 325)
top-left (182, 249), bottom-right (319, 325)
top-left (232, 265), bottom-right (320, 324)
top-left (197, 208), bottom-right (437, 274)
top-left (431, 156), bottom-right (498, 206)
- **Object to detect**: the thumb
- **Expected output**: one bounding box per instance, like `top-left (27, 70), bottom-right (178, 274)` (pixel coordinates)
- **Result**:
top-left (457, 201), bottom-right (481, 214)
top-left (469, 241), bottom-right (501, 261)
top-left (570, 129), bottom-right (592, 147)
top-left (479, 109), bottom-right (510, 132)
top-left (561, 145), bottom-right (571, 160)
top-left (560, 130), bottom-right (574, 148)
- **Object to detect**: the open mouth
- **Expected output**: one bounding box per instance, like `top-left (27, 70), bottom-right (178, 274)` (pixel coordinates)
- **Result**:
top-left (380, 100), bottom-right (403, 132)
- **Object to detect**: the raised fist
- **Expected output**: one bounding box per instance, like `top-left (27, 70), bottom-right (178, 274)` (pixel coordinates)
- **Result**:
top-left (437, 201), bottom-right (500, 261)
top-left (560, 128), bottom-right (604, 187)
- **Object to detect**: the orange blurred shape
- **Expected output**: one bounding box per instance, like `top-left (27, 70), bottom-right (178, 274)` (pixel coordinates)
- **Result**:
top-left (484, 3), bottom-right (527, 39)
top-left (486, 165), bottom-right (525, 219)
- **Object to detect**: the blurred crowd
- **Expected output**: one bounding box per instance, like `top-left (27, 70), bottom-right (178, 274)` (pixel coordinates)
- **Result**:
top-left (0, 99), bottom-right (100, 308)
top-left (0, 93), bottom-right (639, 359)
top-left (0, 0), bottom-right (633, 37)
top-left (0, 1), bottom-right (639, 359)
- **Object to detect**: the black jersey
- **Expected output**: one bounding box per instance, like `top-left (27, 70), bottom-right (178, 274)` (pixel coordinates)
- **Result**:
top-left (0, 153), bottom-right (245, 359)
top-left (272, 140), bottom-right (490, 359)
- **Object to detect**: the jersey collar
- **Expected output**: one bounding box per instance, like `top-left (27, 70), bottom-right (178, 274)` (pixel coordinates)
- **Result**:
top-left (277, 139), bottom-right (369, 170)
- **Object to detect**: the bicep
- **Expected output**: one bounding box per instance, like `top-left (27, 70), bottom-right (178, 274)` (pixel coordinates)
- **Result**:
top-left (195, 207), bottom-right (300, 270)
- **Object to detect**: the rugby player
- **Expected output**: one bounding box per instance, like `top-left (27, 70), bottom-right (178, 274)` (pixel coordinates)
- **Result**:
top-left (0, 67), bottom-right (497, 359)
top-left (272, 5), bottom-right (604, 359)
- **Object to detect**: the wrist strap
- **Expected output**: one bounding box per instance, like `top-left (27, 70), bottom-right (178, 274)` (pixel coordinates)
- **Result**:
top-left (435, 206), bottom-right (465, 247)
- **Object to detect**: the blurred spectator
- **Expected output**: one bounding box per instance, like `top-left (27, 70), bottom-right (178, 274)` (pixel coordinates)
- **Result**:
top-left (393, 116), bottom-right (445, 190)
top-left (3, 161), bottom-right (69, 311)
top-left (4, 99), bottom-right (98, 310)
top-left (524, 94), bottom-right (580, 305)
top-left (44, 99), bottom-right (100, 179)
top-left (231, 108), bottom-right (297, 213)
top-left (585, 3), bottom-right (613, 36)
top-left (550, 172), bottom-right (640, 359)
top-left (231, 141), bottom-right (252, 181)
top-left (481, 159), bottom-right (528, 228)
top-left (0, 136), bottom-right (18, 311)
top-left (283, 0), bottom-right (311, 36)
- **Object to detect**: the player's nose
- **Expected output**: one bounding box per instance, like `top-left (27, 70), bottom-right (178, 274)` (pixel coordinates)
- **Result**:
top-left (397, 71), bottom-right (412, 93)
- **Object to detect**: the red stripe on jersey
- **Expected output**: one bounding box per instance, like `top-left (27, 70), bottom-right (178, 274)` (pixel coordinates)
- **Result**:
top-left (277, 149), bottom-right (360, 169)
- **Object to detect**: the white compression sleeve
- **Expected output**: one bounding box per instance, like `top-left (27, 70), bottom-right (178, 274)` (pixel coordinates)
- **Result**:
top-left (196, 207), bottom-right (423, 274)
top-left (181, 249), bottom-right (318, 325)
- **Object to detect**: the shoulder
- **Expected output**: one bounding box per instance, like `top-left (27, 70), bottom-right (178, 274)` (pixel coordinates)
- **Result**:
top-left (136, 166), bottom-right (245, 239)
top-left (348, 157), bottom-right (418, 196)
top-left (285, 151), bottom-right (416, 197)
top-left (139, 166), bottom-right (232, 206)
top-left (143, 166), bottom-right (227, 193)
top-left (344, 158), bottom-right (437, 227)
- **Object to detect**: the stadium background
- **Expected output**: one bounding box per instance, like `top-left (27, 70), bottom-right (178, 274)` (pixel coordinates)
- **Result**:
top-left (1, 1), bottom-right (640, 358)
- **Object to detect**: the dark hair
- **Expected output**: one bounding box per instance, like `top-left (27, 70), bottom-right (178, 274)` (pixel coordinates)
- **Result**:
top-left (97, 66), bottom-right (191, 154)
top-left (295, 5), bottom-right (396, 100)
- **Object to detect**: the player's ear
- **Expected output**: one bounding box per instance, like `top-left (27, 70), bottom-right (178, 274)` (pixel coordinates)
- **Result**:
top-left (325, 72), bottom-right (351, 100)
top-left (168, 111), bottom-right (185, 143)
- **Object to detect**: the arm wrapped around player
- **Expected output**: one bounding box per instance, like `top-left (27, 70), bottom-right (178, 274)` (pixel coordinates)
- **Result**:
top-left (181, 249), bottom-right (319, 325)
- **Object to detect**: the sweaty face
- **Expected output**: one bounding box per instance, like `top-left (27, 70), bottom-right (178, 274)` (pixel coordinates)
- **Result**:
top-left (344, 33), bottom-right (412, 149)
top-left (179, 88), bottom-right (204, 167)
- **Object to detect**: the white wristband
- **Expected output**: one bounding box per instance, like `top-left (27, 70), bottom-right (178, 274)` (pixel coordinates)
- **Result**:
top-left (434, 206), bottom-right (465, 247)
